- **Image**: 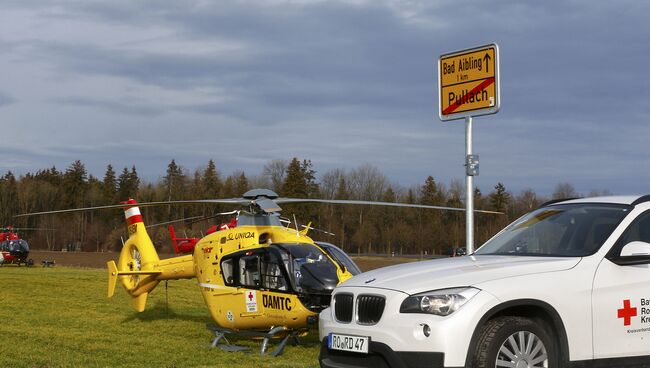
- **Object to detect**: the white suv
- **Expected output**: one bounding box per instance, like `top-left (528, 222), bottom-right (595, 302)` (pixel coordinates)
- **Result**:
top-left (319, 196), bottom-right (650, 367)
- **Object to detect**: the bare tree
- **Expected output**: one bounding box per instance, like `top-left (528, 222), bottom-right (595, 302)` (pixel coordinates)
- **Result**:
top-left (320, 168), bottom-right (346, 199)
top-left (587, 189), bottom-right (613, 197)
top-left (552, 182), bottom-right (580, 200)
top-left (262, 159), bottom-right (288, 192)
top-left (348, 164), bottom-right (388, 201)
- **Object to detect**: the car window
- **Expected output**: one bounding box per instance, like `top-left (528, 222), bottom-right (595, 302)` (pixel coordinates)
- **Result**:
top-left (610, 210), bottom-right (650, 257)
top-left (475, 204), bottom-right (630, 257)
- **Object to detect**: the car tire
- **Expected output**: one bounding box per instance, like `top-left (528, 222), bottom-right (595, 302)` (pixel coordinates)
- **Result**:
top-left (472, 316), bottom-right (557, 368)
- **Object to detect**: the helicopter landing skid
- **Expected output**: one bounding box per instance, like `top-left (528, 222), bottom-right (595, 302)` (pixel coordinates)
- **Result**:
top-left (207, 325), bottom-right (307, 357)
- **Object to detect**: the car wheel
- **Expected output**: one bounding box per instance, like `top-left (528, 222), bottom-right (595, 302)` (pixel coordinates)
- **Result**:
top-left (473, 316), bottom-right (557, 368)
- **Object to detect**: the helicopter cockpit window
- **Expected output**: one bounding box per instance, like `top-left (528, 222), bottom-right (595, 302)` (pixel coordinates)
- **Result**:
top-left (315, 242), bottom-right (362, 275)
top-left (272, 244), bottom-right (339, 294)
top-left (221, 258), bottom-right (235, 285)
top-left (239, 255), bottom-right (261, 287)
top-left (4, 239), bottom-right (28, 253)
top-left (260, 252), bottom-right (288, 291)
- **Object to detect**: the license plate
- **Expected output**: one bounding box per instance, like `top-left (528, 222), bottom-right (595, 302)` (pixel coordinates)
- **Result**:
top-left (328, 333), bottom-right (369, 354)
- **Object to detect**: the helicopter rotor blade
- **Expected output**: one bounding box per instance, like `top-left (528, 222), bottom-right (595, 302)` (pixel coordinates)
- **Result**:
top-left (14, 188), bottom-right (503, 218)
top-left (275, 198), bottom-right (503, 215)
top-left (186, 210), bottom-right (239, 226)
top-left (144, 216), bottom-right (206, 229)
top-left (14, 199), bottom-right (249, 217)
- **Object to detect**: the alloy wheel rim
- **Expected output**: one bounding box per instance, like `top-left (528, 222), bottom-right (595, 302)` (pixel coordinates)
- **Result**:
top-left (495, 330), bottom-right (548, 368)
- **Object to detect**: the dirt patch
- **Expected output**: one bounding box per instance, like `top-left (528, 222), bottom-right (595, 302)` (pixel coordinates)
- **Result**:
top-left (27, 250), bottom-right (176, 268)
top-left (351, 256), bottom-right (419, 271)
top-left (28, 251), bottom-right (418, 272)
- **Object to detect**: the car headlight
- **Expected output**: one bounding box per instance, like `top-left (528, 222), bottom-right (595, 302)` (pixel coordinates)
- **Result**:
top-left (400, 287), bottom-right (480, 316)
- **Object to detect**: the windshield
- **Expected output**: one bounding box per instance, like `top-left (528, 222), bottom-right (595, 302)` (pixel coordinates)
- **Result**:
top-left (1, 239), bottom-right (29, 253)
top-left (475, 203), bottom-right (631, 257)
top-left (272, 243), bottom-right (339, 294)
top-left (315, 242), bottom-right (362, 275)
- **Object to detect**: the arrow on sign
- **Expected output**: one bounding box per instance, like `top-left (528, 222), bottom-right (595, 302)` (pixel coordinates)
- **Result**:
top-left (483, 53), bottom-right (491, 73)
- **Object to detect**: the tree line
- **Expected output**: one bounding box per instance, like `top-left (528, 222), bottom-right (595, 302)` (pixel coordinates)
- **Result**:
top-left (0, 158), bottom-right (605, 255)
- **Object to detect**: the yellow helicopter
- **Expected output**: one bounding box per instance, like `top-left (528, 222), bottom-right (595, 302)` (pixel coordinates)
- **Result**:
top-left (20, 189), bottom-right (501, 355)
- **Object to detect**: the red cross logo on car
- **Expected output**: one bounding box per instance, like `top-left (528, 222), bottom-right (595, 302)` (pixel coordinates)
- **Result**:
top-left (618, 299), bottom-right (637, 326)
top-left (248, 291), bottom-right (254, 301)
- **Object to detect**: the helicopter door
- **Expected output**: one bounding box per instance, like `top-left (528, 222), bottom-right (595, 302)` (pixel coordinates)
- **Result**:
top-left (239, 254), bottom-right (261, 288)
top-left (225, 250), bottom-right (294, 323)
top-left (228, 250), bottom-right (292, 292)
top-left (260, 251), bottom-right (288, 291)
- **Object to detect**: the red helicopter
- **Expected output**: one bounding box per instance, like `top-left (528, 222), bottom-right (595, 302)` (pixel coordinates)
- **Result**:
top-left (0, 226), bottom-right (34, 266)
top-left (169, 217), bottom-right (238, 254)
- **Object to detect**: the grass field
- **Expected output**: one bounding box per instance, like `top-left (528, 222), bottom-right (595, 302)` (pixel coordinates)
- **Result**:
top-left (0, 266), bottom-right (321, 368)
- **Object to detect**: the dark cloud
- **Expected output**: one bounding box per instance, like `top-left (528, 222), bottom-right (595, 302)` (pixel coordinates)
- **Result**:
top-left (0, 0), bottom-right (648, 196)
top-left (53, 96), bottom-right (165, 116)
top-left (0, 92), bottom-right (15, 107)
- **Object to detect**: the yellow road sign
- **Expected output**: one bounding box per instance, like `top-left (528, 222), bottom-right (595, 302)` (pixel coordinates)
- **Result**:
top-left (438, 44), bottom-right (500, 120)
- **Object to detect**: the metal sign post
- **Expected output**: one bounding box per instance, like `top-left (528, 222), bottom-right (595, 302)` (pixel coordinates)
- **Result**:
top-left (438, 43), bottom-right (500, 254)
top-left (465, 116), bottom-right (474, 253)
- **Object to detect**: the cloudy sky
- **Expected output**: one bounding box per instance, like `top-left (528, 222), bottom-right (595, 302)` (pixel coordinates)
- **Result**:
top-left (0, 0), bottom-right (648, 196)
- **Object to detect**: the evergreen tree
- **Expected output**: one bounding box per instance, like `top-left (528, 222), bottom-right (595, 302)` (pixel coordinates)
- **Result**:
top-left (0, 172), bottom-right (18, 224)
top-left (420, 176), bottom-right (443, 206)
top-left (282, 158), bottom-right (320, 221)
top-left (489, 182), bottom-right (511, 213)
top-left (63, 160), bottom-right (88, 207)
top-left (282, 158), bottom-right (306, 197)
top-left (129, 166), bottom-right (140, 195)
top-left (190, 169), bottom-right (203, 197)
top-left (36, 167), bottom-right (62, 186)
top-left (474, 187), bottom-right (483, 209)
top-left (117, 166), bottom-right (139, 200)
top-left (222, 175), bottom-right (236, 197)
top-left (163, 159), bottom-right (185, 200)
top-left (419, 176), bottom-right (444, 254)
top-left (102, 164), bottom-right (117, 203)
top-left (301, 159), bottom-right (319, 198)
top-left (202, 159), bottom-right (222, 198)
top-left (235, 172), bottom-right (249, 196)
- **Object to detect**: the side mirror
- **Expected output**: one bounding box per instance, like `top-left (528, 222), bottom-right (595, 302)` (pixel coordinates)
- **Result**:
top-left (612, 241), bottom-right (650, 265)
top-left (621, 241), bottom-right (650, 257)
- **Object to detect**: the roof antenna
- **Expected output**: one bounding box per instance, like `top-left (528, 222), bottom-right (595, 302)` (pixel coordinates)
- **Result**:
top-left (293, 214), bottom-right (299, 236)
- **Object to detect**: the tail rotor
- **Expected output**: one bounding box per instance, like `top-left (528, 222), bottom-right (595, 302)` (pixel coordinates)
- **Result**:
top-left (107, 199), bottom-right (162, 311)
